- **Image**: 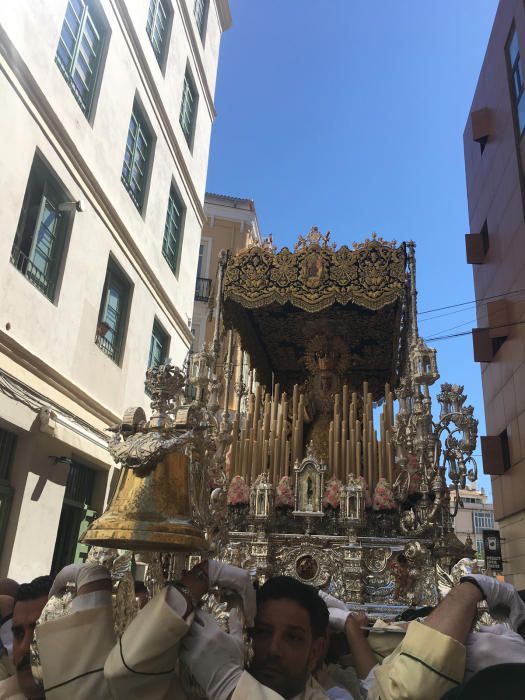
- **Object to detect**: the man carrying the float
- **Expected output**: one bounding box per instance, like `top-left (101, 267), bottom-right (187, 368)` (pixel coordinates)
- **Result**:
top-left (36, 561), bottom-right (331, 700)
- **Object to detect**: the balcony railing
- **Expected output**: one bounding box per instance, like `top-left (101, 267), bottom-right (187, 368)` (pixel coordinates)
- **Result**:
top-left (10, 247), bottom-right (55, 300)
top-left (195, 276), bottom-right (211, 302)
top-left (95, 330), bottom-right (118, 362)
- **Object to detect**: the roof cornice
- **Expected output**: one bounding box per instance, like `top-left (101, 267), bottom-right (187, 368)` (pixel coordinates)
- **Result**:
top-left (214, 0), bottom-right (232, 31)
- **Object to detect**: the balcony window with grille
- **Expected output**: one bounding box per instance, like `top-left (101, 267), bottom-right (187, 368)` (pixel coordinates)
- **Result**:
top-left (507, 28), bottom-right (525, 137)
top-left (121, 102), bottom-right (153, 211)
top-left (179, 68), bottom-right (198, 149)
top-left (149, 320), bottom-right (170, 370)
top-left (162, 186), bottom-right (185, 274)
top-left (10, 157), bottom-right (71, 302)
top-left (95, 260), bottom-right (131, 364)
top-left (193, 0), bottom-right (209, 41)
top-left (0, 428), bottom-right (17, 555)
top-left (473, 510), bottom-right (495, 533)
top-left (55, 0), bottom-right (107, 117)
top-left (146, 0), bottom-right (173, 68)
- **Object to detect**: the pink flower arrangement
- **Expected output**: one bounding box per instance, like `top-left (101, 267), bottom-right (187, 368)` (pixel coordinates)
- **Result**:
top-left (373, 478), bottom-right (397, 511)
top-left (276, 476), bottom-right (294, 508)
top-left (356, 475), bottom-right (372, 508)
top-left (323, 477), bottom-right (343, 509)
top-left (226, 476), bottom-right (249, 506)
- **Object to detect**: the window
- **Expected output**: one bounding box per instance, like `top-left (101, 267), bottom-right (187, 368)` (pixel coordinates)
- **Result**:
top-left (55, 0), bottom-right (107, 117)
top-left (121, 101), bottom-right (153, 211)
top-left (162, 185), bottom-right (185, 274)
top-left (193, 0), bottom-right (209, 41)
top-left (51, 460), bottom-right (98, 574)
top-left (95, 260), bottom-right (131, 363)
top-left (191, 322), bottom-right (201, 351)
top-left (146, 0), bottom-right (173, 68)
top-left (507, 27), bottom-right (525, 137)
top-left (473, 510), bottom-right (495, 533)
top-left (10, 156), bottom-right (71, 301)
top-left (0, 428), bottom-right (17, 555)
top-left (179, 68), bottom-right (198, 149)
top-left (149, 320), bottom-right (170, 369)
top-left (474, 534), bottom-right (485, 558)
top-left (195, 240), bottom-right (211, 301)
top-left (197, 243), bottom-right (204, 278)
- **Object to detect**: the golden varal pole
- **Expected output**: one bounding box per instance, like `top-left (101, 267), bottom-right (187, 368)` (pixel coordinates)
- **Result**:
top-left (291, 384), bottom-right (299, 466)
top-left (333, 392), bottom-right (341, 478)
top-left (379, 412), bottom-right (385, 480)
top-left (367, 392), bottom-right (374, 488)
top-left (239, 431), bottom-right (245, 480)
top-left (362, 383), bottom-right (368, 482)
top-left (274, 399), bottom-right (283, 484)
top-left (328, 421), bottom-right (334, 475)
top-left (342, 384), bottom-right (349, 480)
top-left (297, 393), bottom-right (304, 461)
top-left (246, 394), bottom-right (255, 482)
top-left (231, 415), bottom-right (239, 477)
top-left (372, 427), bottom-right (378, 486)
top-left (239, 424), bottom-right (245, 478)
top-left (262, 393), bottom-right (270, 441)
top-left (388, 387), bottom-right (395, 482)
top-left (280, 393), bottom-right (288, 479)
top-left (350, 392), bottom-right (357, 477)
top-left (355, 418), bottom-right (361, 477)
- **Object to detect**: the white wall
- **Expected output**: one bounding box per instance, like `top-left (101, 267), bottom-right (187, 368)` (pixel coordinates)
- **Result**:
top-left (0, 0), bottom-right (230, 578)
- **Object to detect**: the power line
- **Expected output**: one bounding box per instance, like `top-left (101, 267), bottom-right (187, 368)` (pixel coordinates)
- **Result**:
top-left (426, 317), bottom-right (525, 342)
top-left (417, 285), bottom-right (525, 316)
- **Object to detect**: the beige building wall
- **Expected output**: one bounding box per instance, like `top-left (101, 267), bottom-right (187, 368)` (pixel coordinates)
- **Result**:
top-left (191, 193), bottom-right (261, 413)
top-left (0, 0), bottom-right (230, 581)
top-left (463, 0), bottom-right (525, 588)
top-left (450, 485), bottom-right (498, 566)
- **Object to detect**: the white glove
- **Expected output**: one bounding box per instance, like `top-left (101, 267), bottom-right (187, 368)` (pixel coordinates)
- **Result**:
top-left (207, 561), bottom-right (256, 626)
top-left (319, 590), bottom-right (350, 631)
top-left (461, 574), bottom-right (525, 631)
top-left (465, 624), bottom-right (525, 680)
top-left (180, 609), bottom-right (244, 700)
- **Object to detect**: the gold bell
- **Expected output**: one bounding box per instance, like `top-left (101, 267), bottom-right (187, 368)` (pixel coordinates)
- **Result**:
top-left (81, 452), bottom-right (207, 552)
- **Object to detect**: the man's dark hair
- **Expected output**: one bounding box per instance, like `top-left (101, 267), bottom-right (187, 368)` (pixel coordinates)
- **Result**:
top-left (256, 575), bottom-right (328, 638)
top-left (14, 576), bottom-right (53, 604)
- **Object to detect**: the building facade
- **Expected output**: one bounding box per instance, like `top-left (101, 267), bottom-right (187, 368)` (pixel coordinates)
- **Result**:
top-left (450, 485), bottom-right (498, 565)
top-left (464, 0), bottom-right (525, 587)
top-left (0, 0), bottom-right (230, 581)
top-left (191, 192), bottom-right (261, 413)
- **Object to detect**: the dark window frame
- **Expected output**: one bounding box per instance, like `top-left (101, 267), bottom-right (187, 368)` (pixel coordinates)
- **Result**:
top-left (148, 318), bottom-right (170, 369)
top-left (55, 0), bottom-right (110, 121)
top-left (121, 99), bottom-right (155, 213)
top-left (506, 24), bottom-right (525, 138)
top-left (10, 153), bottom-right (73, 303)
top-left (179, 66), bottom-right (199, 151)
top-left (95, 257), bottom-right (133, 365)
top-left (146, 0), bottom-right (174, 72)
top-left (193, 0), bottom-right (210, 43)
top-left (162, 183), bottom-right (186, 275)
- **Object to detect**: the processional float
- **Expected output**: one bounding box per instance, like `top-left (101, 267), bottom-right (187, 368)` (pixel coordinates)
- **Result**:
top-left (80, 229), bottom-right (479, 619)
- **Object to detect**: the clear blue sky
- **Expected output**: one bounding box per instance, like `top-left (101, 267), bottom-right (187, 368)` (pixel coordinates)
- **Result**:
top-left (206, 0), bottom-right (499, 497)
